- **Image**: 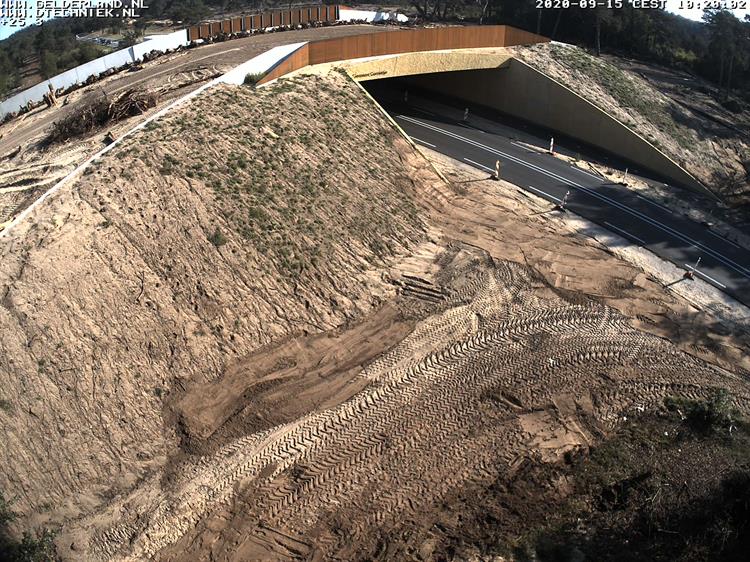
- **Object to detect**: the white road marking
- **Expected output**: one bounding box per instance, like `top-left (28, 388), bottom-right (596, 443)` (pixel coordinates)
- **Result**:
top-left (413, 106), bottom-right (437, 117)
top-left (604, 221), bottom-right (646, 245)
top-left (511, 141), bottom-right (535, 152)
top-left (463, 157), bottom-right (494, 173)
top-left (526, 185), bottom-right (562, 203)
top-left (573, 167), bottom-right (604, 182)
top-left (684, 264), bottom-right (727, 288)
top-left (706, 229), bottom-right (741, 249)
top-left (412, 137), bottom-right (436, 148)
top-left (636, 194), bottom-right (672, 213)
top-left (397, 114), bottom-right (750, 280)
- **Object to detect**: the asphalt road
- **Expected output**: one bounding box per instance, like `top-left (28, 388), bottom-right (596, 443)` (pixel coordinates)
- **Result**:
top-left (370, 87), bottom-right (750, 307)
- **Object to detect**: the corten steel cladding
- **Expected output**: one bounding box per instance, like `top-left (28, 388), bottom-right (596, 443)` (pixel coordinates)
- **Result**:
top-left (261, 45), bottom-right (311, 85)
top-left (258, 25), bottom-right (549, 85)
top-left (189, 5), bottom-right (340, 40)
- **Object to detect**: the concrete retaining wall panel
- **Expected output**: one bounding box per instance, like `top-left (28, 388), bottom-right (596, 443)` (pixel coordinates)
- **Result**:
top-left (339, 8), bottom-right (410, 23)
top-left (131, 30), bottom-right (188, 60)
top-left (404, 60), bottom-right (705, 193)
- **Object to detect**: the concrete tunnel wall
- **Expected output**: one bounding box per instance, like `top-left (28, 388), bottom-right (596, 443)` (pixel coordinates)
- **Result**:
top-left (399, 59), bottom-right (707, 194)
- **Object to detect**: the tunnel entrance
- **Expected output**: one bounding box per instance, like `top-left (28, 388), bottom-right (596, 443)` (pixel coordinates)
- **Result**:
top-left (359, 63), bottom-right (707, 195)
top-left (362, 75), bottom-right (649, 181)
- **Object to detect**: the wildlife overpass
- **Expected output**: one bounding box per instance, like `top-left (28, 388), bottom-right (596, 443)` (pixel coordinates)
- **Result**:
top-left (260, 25), bottom-right (705, 195)
top-left (257, 26), bottom-right (748, 303)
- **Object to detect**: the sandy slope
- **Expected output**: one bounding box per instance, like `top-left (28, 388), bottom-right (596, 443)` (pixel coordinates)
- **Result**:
top-left (513, 43), bottom-right (750, 213)
top-left (0, 71), bottom-right (748, 560)
top-left (0, 73), bottom-right (426, 541)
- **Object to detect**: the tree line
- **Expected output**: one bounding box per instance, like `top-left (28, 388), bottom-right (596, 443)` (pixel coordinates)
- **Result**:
top-left (0, 1), bottom-right (284, 97)
top-left (411, 1), bottom-right (750, 103)
top-left (2, 1), bottom-right (748, 103)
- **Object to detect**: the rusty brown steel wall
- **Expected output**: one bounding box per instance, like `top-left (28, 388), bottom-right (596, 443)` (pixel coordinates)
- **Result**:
top-left (306, 26), bottom-right (546, 65)
top-left (504, 25), bottom-right (549, 46)
top-left (260, 45), bottom-right (311, 85)
top-left (187, 5), bottom-right (341, 42)
top-left (259, 25), bottom-right (548, 85)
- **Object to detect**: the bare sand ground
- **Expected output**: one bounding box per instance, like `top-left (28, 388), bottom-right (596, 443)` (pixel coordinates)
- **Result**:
top-left (0, 24), bottom-right (394, 228)
top-left (0, 70), bottom-right (748, 561)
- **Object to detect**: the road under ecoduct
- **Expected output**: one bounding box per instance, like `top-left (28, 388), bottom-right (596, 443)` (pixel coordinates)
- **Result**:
top-left (364, 83), bottom-right (750, 307)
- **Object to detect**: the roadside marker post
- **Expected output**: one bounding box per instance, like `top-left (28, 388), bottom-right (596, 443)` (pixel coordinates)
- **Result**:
top-left (492, 160), bottom-right (501, 181)
top-left (623, 167), bottom-right (630, 185)
top-left (684, 256), bottom-right (701, 280)
top-left (549, 136), bottom-right (554, 154)
top-left (463, 108), bottom-right (469, 122)
top-left (555, 190), bottom-right (570, 212)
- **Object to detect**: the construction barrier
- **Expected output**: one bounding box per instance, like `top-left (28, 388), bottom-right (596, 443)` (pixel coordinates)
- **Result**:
top-left (186, 4), bottom-right (340, 42)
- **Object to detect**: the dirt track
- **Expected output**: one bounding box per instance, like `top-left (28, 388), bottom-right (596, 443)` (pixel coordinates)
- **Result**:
top-left (0, 24), bottom-right (391, 155)
top-left (1, 69), bottom-right (749, 560)
top-left (0, 24), bottom-right (394, 227)
top-left (81, 250), bottom-right (747, 561)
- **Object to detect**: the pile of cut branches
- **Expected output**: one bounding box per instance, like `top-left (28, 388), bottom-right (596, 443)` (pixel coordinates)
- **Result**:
top-left (44, 88), bottom-right (158, 145)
